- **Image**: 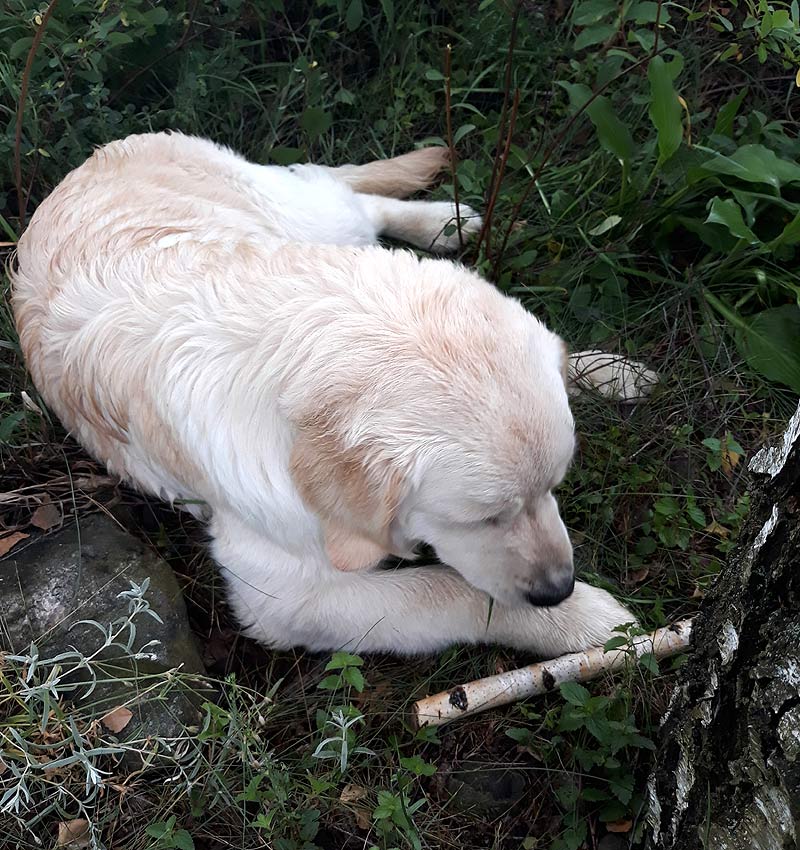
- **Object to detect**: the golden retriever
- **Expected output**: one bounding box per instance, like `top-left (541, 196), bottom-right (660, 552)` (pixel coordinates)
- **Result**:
top-left (12, 132), bottom-right (651, 656)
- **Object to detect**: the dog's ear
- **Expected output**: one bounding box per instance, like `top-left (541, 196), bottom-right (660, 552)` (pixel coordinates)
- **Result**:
top-left (290, 409), bottom-right (406, 569)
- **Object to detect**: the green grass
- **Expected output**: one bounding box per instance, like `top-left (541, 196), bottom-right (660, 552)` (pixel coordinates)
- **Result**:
top-left (1, 1), bottom-right (800, 848)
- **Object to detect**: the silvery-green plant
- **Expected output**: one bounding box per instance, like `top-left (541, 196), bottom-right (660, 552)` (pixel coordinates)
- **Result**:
top-left (312, 707), bottom-right (375, 773)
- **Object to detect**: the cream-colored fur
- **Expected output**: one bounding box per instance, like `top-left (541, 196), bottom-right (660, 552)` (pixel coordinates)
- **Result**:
top-left (12, 132), bottom-right (639, 656)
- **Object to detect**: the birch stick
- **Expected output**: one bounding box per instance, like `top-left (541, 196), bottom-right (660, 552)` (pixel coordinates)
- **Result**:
top-left (412, 619), bottom-right (693, 728)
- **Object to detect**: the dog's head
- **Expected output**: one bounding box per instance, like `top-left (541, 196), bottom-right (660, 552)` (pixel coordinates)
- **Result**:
top-left (289, 255), bottom-right (576, 607)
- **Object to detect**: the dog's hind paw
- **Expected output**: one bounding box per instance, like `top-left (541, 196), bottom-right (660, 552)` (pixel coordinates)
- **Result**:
top-left (421, 202), bottom-right (483, 253)
top-left (568, 350), bottom-right (659, 403)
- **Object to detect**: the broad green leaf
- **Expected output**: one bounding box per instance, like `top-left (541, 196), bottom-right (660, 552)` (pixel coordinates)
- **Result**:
top-left (648, 56), bottom-right (683, 163)
top-left (378, 0), bottom-right (394, 28)
top-left (572, 0), bottom-right (617, 25)
top-left (770, 210), bottom-right (800, 248)
top-left (705, 293), bottom-right (800, 393)
top-left (300, 107), bottom-right (332, 140)
top-left (559, 83), bottom-right (633, 167)
top-left (587, 97), bottom-right (634, 166)
top-left (345, 0), bottom-right (363, 30)
top-left (10, 37), bottom-right (33, 60)
top-left (705, 197), bottom-right (760, 243)
top-left (575, 23), bottom-right (617, 50)
top-left (698, 144), bottom-right (800, 190)
top-left (714, 88), bottom-right (748, 137)
top-left (269, 146), bottom-right (303, 165)
top-left (589, 214), bottom-right (622, 236)
top-left (173, 830), bottom-right (195, 850)
top-left (739, 306), bottom-right (800, 392)
top-left (625, 1), bottom-right (663, 23)
top-left (142, 6), bottom-right (168, 25)
top-left (453, 123), bottom-right (476, 145)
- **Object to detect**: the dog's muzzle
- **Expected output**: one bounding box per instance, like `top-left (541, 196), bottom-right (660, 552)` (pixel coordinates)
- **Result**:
top-left (524, 572), bottom-right (575, 607)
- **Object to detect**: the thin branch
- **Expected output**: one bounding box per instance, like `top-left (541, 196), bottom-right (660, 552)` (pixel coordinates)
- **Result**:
top-left (15, 0), bottom-right (61, 231)
top-left (443, 43), bottom-right (463, 251)
top-left (476, 1), bottom-right (521, 256)
top-left (653, 0), bottom-right (664, 55)
top-left (476, 88), bottom-right (520, 259)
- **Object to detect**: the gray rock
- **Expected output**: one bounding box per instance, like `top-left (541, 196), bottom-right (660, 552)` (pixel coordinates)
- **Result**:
top-left (598, 835), bottom-right (628, 850)
top-left (0, 514), bottom-right (210, 761)
top-left (445, 758), bottom-right (527, 815)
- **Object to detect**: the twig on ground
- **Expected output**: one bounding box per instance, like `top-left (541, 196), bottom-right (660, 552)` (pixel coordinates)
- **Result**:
top-left (412, 619), bottom-right (693, 728)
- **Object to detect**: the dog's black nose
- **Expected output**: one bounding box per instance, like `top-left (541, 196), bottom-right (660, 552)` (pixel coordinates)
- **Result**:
top-left (525, 573), bottom-right (575, 607)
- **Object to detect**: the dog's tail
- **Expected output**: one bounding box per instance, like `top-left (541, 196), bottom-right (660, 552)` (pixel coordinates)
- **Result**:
top-left (329, 147), bottom-right (449, 198)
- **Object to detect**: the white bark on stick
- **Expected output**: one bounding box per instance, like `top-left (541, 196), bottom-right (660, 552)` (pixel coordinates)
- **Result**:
top-left (412, 619), bottom-right (693, 728)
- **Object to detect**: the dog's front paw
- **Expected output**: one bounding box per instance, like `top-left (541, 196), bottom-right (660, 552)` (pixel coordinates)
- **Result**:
top-left (562, 581), bottom-right (637, 650)
top-left (568, 350), bottom-right (659, 403)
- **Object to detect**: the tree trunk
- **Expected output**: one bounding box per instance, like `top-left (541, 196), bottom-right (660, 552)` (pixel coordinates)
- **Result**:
top-left (645, 403), bottom-right (800, 850)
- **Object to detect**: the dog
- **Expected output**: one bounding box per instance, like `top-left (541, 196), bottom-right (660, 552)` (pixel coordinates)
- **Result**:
top-left (12, 132), bottom-right (655, 657)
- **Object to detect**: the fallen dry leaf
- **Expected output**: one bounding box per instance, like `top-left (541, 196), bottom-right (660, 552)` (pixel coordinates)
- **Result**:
top-left (627, 566), bottom-right (650, 586)
top-left (0, 531), bottom-right (29, 557)
top-left (705, 520), bottom-right (731, 539)
top-left (0, 758), bottom-right (7, 776)
top-left (354, 808), bottom-right (371, 830)
top-left (31, 500), bottom-right (62, 531)
top-left (101, 706), bottom-right (133, 734)
top-left (57, 819), bottom-right (90, 848)
top-left (340, 784), bottom-right (367, 804)
top-left (721, 447), bottom-right (741, 476)
top-left (606, 819), bottom-right (633, 834)
top-left (21, 391), bottom-right (43, 415)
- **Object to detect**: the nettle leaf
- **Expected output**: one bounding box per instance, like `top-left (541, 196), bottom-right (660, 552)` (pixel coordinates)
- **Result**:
top-left (609, 773), bottom-right (634, 805)
top-left (326, 651), bottom-right (364, 670)
top-left (343, 666), bottom-right (365, 692)
top-left (705, 197), bottom-right (760, 243)
top-left (648, 56), bottom-right (683, 163)
top-left (400, 755), bottom-right (437, 776)
top-left (560, 681), bottom-right (591, 707)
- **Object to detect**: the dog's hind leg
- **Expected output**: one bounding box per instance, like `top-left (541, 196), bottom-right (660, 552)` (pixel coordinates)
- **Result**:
top-left (328, 147), bottom-right (451, 198)
top-left (568, 350), bottom-right (659, 403)
top-left (357, 194), bottom-right (483, 253)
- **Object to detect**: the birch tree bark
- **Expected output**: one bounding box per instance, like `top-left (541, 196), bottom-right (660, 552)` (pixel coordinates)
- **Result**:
top-left (645, 403), bottom-right (800, 850)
